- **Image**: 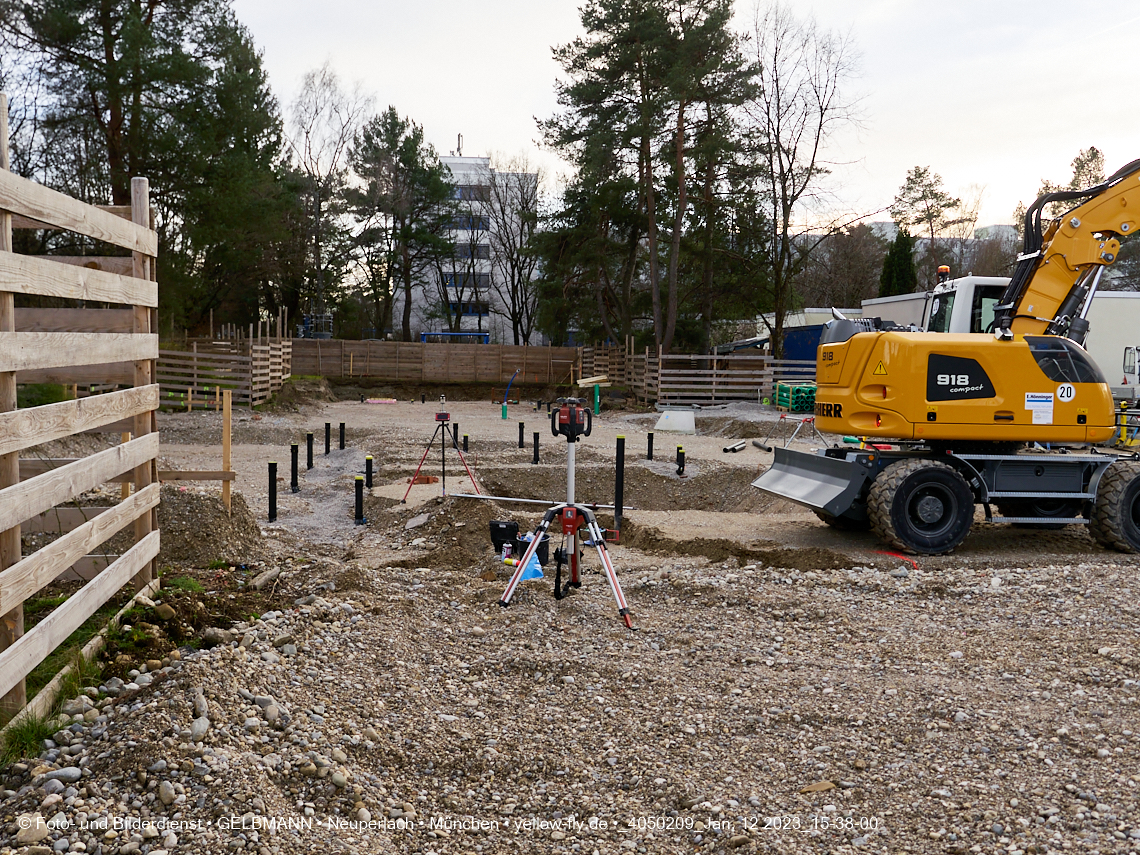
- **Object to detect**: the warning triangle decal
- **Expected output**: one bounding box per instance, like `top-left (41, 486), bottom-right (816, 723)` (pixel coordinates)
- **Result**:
top-left (873, 361), bottom-right (887, 376)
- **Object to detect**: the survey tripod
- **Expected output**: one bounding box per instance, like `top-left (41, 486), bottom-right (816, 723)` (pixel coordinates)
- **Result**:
top-left (499, 398), bottom-right (634, 629)
top-left (401, 398), bottom-right (480, 503)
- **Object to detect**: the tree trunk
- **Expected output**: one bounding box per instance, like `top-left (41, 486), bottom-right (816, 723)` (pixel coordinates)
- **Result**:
top-left (662, 100), bottom-right (687, 354)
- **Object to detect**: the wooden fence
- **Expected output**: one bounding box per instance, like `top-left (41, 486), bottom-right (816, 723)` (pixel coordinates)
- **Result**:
top-left (0, 92), bottom-right (160, 717)
top-left (580, 345), bottom-right (816, 405)
top-left (291, 340), bottom-right (578, 386)
top-left (157, 335), bottom-right (291, 408)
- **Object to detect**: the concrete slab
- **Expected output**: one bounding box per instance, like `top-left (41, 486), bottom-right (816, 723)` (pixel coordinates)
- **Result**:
top-left (653, 410), bottom-right (696, 434)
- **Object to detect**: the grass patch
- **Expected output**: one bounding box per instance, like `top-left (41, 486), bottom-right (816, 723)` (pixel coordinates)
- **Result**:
top-left (17, 383), bottom-right (72, 409)
top-left (58, 652), bottom-right (102, 704)
top-left (165, 575), bottom-right (206, 592)
top-left (23, 596), bottom-right (125, 701)
top-left (1, 709), bottom-right (59, 764)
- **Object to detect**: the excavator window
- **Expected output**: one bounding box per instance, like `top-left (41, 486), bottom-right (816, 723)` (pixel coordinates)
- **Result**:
top-left (970, 286), bottom-right (1003, 333)
top-left (1025, 336), bottom-right (1106, 384)
top-left (929, 294), bottom-right (955, 333)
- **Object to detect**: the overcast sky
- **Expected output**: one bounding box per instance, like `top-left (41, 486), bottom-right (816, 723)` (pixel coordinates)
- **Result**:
top-left (230, 0), bottom-right (1140, 230)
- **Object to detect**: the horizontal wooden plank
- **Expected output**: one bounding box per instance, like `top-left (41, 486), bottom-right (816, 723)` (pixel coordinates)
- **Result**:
top-left (0, 331), bottom-right (157, 373)
top-left (23, 506), bottom-right (111, 534)
top-left (0, 433), bottom-right (158, 532)
top-left (21, 460), bottom-right (130, 482)
top-left (0, 172), bottom-right (156, 254)
top-left (157, 470), bottom-right (235, 481)
top-left (19, 363), bottom-right (136, 385)
top-left (0, 251), bottom-right (157, 307)
top-left (14, 307), bottom-right (136, 333)
top-left (0, 385), bottom-right (157, 457)
top-left (0, 530), bottom-right (160, 701)
top-left (0, 483), bottom-right (159, 613)
top-left (24, 255), bottom-right (135, 276)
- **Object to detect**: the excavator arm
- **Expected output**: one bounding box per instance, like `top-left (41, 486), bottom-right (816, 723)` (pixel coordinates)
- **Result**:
top-left (995, 158), bottom-right (1140, 339)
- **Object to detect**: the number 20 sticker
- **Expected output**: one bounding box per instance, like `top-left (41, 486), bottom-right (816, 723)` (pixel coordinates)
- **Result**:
top-left (1057, 383), bottom-right (1076, 402)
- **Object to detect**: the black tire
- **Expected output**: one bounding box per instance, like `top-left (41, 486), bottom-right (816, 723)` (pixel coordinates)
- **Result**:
top-left (1090, 461), bottom-right (1140, 552)
top-left (868, 459), bottom-right (974, 555)
top-left (996, 498), bottom-right (1083, 530)
top-left (813, 510), bottom-right (872, 531)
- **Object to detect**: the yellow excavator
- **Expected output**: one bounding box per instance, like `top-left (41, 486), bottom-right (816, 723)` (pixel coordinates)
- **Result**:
top-left (753, 158), bottom-right (1140, 554)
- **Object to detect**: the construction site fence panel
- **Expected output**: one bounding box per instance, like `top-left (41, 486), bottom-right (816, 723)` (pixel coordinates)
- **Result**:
top-left (0, 95), bottom-right (159, 719)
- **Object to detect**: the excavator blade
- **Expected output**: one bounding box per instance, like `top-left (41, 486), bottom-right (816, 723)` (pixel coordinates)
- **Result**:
top-left (751, 446), bottom-right (869, 517)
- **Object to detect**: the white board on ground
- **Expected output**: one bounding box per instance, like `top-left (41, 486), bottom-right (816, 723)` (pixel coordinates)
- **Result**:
top-left (654, 410), bottom-right (696, 434)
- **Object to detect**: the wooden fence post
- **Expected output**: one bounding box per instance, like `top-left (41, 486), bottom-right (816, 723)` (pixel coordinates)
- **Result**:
top-left (130, 177), bottom-right (154, 592)
top-left (222, 389), bottom-right (232, 514)
top-left (0, 93), bottom-right (25, 715)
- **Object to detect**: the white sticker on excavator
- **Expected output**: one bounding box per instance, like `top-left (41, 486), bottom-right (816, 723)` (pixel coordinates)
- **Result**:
top-left (1025, 392), bottom-right (1054, 425)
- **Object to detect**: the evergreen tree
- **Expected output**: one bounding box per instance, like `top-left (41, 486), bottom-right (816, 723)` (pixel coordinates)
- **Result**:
top-left (348, 107), bottom-right (455, 342)
top-left (879, 229), bottom-right (917, 297)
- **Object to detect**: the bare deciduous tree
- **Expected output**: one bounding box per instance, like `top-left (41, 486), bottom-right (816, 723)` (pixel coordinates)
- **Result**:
top-left (487, 153), bottom-right (543, 344)
top-left (743, 1), bottom-right (858, 357)
top-left (288, 63), bottom-right (373, 314)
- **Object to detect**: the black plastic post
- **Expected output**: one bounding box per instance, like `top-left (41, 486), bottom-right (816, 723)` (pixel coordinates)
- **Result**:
top-left (518, 421), bottom-right (525, 449)
top-left (360, 394), bottom-right (365, 403)
top-left (463, 434), bottom-right (469, 453)
top-left (325, 423), bottom-right (331, 455)
top-left (421, 393), bottom-right (426, 404)
top-left (365, 455), bottom-right (373, 489)
top-left (547, 401), bottom-right (551, 413)
top-left (268, 461), bottom-right (277, 522)
top-left (306, 433), bottom-right (314, 470)
top-left (452, 422), bottom-right (459, 449)
top-left (676, 447), bottom-right (685, 477)
top-left (339, 422), bottom-right (345, 450)
top-left (290, 443), bottom-right (299, 493)
top-left (647, 432), bottom-right (654, 460)
top-left (615, 435), bottom-right (625, 534)
top-left (354, 476), bottom-right (365, 525)
top-left (533, 432), bottom-right (540, 465)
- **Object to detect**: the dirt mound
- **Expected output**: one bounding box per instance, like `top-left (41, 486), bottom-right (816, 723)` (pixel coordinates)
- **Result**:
top-left (157, 486), bottom-right (265, 567)
top-left (270, 377), bottom-right (335, 410)
top-left (619, 518), bottom-right (851, 569)
top-left (477, 460), bottom-right (774, 513)
top-left (696, 416), bottom-right (764, 440)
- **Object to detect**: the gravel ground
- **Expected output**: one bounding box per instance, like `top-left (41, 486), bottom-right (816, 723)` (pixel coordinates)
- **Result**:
top-left (3, 391), bottom-right (1139, 855)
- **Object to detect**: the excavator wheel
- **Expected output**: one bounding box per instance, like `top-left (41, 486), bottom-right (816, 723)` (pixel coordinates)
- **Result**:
top-left (868, 459), bottom-right (974, 555)
top-left (1089, 461), bottom-right (1140, 553)
top-left (813, 510), bottom-right (871, 531)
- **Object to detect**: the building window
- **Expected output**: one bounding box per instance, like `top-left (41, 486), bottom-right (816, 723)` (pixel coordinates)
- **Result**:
top-left (441, 271), bottom-right (491, 289)
top-left (449, 215), bottom-right (490, 232)
top-left (454, 185), bottom-right (490, 202)
top-left (456, 243), bottom-right (491, 260)
top-left (449, 301), bottom-right (490, 317)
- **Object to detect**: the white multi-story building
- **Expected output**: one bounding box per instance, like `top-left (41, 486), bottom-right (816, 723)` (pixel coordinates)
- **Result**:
top-left (391, 155), bottom-right (545, 344)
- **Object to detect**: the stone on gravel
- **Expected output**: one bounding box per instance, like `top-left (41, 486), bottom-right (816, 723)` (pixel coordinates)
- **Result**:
top-left (154, 603), bottom-right (176, 620)
top-left (189, 716), bottom-right (210, 742)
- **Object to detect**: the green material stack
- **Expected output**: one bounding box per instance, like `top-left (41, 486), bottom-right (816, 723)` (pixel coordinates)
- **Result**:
top-left (775, 381), bottom-right (816, 413)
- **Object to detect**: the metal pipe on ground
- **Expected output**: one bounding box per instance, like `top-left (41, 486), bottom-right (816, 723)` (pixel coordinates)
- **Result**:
top-left (723, 440), bottom-right (746, 453)
top-left (268, 462), bottom-right (277, 522)
top-left (615, 435), bottom-right (625, 537)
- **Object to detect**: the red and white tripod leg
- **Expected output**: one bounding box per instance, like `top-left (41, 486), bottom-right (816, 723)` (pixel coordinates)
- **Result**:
top-left (499, 511), bottom-right (558, 607)
top-left (586, 519), bottom-right (634, 629)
